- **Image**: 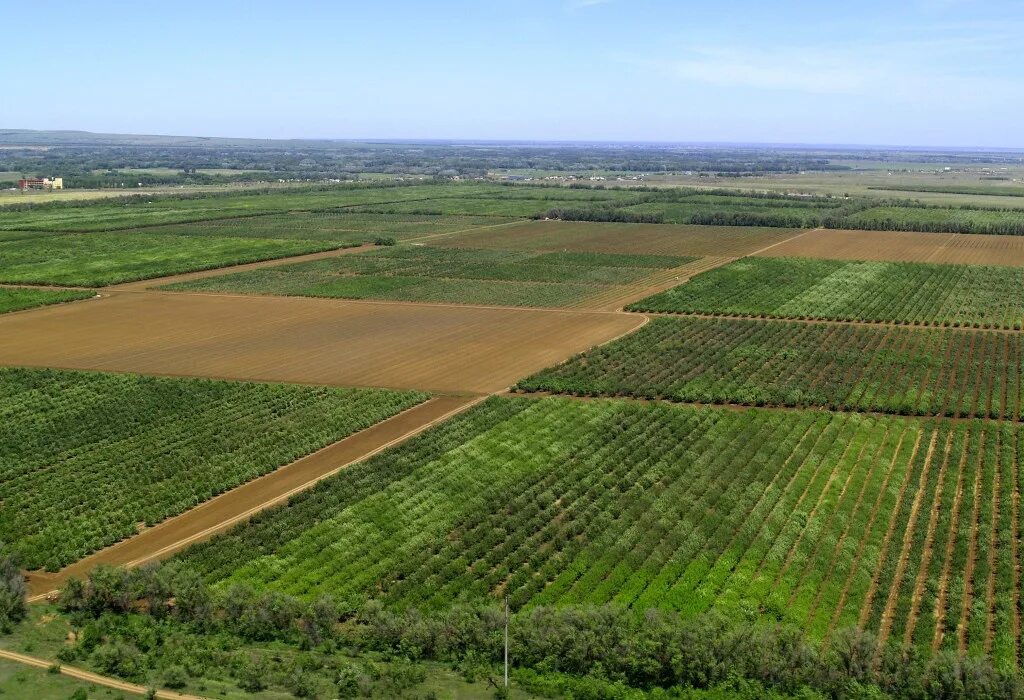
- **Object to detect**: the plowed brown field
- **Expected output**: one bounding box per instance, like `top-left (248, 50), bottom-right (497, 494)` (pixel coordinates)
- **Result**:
top-left (432, 220), bottom-right (804, 257)
top-left (755, 228), bottom-right (1024, 266)
top-left (0, 292), bottom-right (643, 394)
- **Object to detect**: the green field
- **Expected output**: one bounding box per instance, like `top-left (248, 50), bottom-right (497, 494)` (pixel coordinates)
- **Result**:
top-left (629, 257), bottom-right (1024, 329)
top-left (517, 316), bottom-right (1022, 419)
top-left (0, 287), bottom-right (94, 314)
top-left (0, 232), bottom-right (352, 286)
top-left (142, 212), bottom-right (512, 241)
top-left (3, 180), bottom-right (1022, 237)
top-left (0, 184), bottom-right (467, 232)
top-left (0, 368), bottom-right (427, 570)
top-left (169, 396), bottom-right (1022, 666)
top-left (166, 245), bottom-right (695, 308)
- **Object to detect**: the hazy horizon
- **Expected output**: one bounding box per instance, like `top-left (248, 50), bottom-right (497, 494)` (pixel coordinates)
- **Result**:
top-left (7, 128), bottom-right (1024, 153)
top-left (4, 0), bottom-right (1023, 148)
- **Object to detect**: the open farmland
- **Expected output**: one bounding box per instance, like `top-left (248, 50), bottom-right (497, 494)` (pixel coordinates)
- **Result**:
top-left (0, 292), bottom-right (643, 393)
top-left (433, 220), bottom-right (806, 256)
top-left (758, 228), bottom-right (1024, 265)
top-left (0, 287), bottom-right (94, 314)
top-left (517, 316), bottom-right (1024, 420)
top-left (138, 212), bottom-right (514, 242)
top-left (0, 183), bottom-right (472, 232)
top-left (164, 245), bottom-right (699, 308)
top-left (168, 396), bottom-right (1024, 666)
top-left (0, 367), bottom-right (427, 571)
top-left (0, 231), bottom-right (354, 286)
top-left (621, 193), bottom-right (845, 227)
top-left (630, 256), bottom-right (1024, 329)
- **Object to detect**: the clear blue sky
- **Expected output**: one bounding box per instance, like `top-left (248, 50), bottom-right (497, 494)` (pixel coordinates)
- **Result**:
top-left (3, 0), bottom-right (1022, 147)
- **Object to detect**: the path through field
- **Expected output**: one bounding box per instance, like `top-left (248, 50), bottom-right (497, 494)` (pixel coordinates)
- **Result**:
top-left (0, 648), bottom-right (198, 699)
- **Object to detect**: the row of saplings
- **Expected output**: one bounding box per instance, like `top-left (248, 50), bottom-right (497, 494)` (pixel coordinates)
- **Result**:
top-left (0, 553), bottom-right (1016, 700)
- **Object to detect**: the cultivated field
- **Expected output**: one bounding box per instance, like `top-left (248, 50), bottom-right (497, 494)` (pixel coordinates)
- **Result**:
top-left (518, 316), bottom-right (1024, 420)
top-left (0, 292), bottom-right (643, 393)
top-left (0, 232), bottom-right (353, 286)
top-left (165, 246), bottom-right (698, 308)
top-left (138, 212), bottom-right (514, 242)
top-left (630, 256), bottom-right (1024, 329)
top-left (170, 396), bottom-right (1024, 666)
top-left (0, 367), bottom-right (426, 571)
top-left (433, 220), bottom-right (805, 257)
top-left (7, 174), bottom-right (1024, 693)
top-left (25, 395), bottom-right (476, 598)
top-left (0, 287), bottom-right (94, 314)
top-left (0, 184), bottom-right (469, 231)
top-left (757, 228), bottom-right (1024, 266)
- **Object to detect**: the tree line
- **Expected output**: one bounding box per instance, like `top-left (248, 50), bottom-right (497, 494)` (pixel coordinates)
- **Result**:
top-left (24, 562), bottom-right (1023, 699)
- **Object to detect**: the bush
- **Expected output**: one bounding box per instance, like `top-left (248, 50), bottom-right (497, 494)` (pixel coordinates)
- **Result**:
top-left (163, 664), bottom-right (188, 689)
top-left (0, 543), bottom-right (27, 632)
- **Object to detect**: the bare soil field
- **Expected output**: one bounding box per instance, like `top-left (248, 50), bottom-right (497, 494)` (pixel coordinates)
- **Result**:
top-left (756, 228), bottom-right (1024, 266)
top-left (0, 292), bottom-right (642, 394)
top-left (433, 220), bottom-right (804, 257)
top-left (25, 395), bottom-right (478, 599)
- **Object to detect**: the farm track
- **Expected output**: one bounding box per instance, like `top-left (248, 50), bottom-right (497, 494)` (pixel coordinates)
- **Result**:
top-left (25, 395), bottom-right (481, 600)
top-left (0, 648), bottom-right (201, 699)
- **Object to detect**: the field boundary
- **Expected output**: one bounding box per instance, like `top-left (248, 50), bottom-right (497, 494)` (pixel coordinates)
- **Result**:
top-left (510, 391), bottom-right (1024, 427)
top-left (635, 309), bottom-right (1024, 335)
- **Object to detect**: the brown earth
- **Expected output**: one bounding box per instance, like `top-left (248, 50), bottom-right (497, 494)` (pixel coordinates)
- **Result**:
top-left (755, 228), bottom-right (1024, 266)
top-left (0, 292), bottom-right (643, 394)
top-left (432, 220), bottom-right (804, 257)
top-left (25, 395), bottom-right (479, 600)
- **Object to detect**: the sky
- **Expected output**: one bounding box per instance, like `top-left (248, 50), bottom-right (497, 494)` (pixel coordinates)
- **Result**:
top-left (3, 0), bottom-right (1023, 147)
